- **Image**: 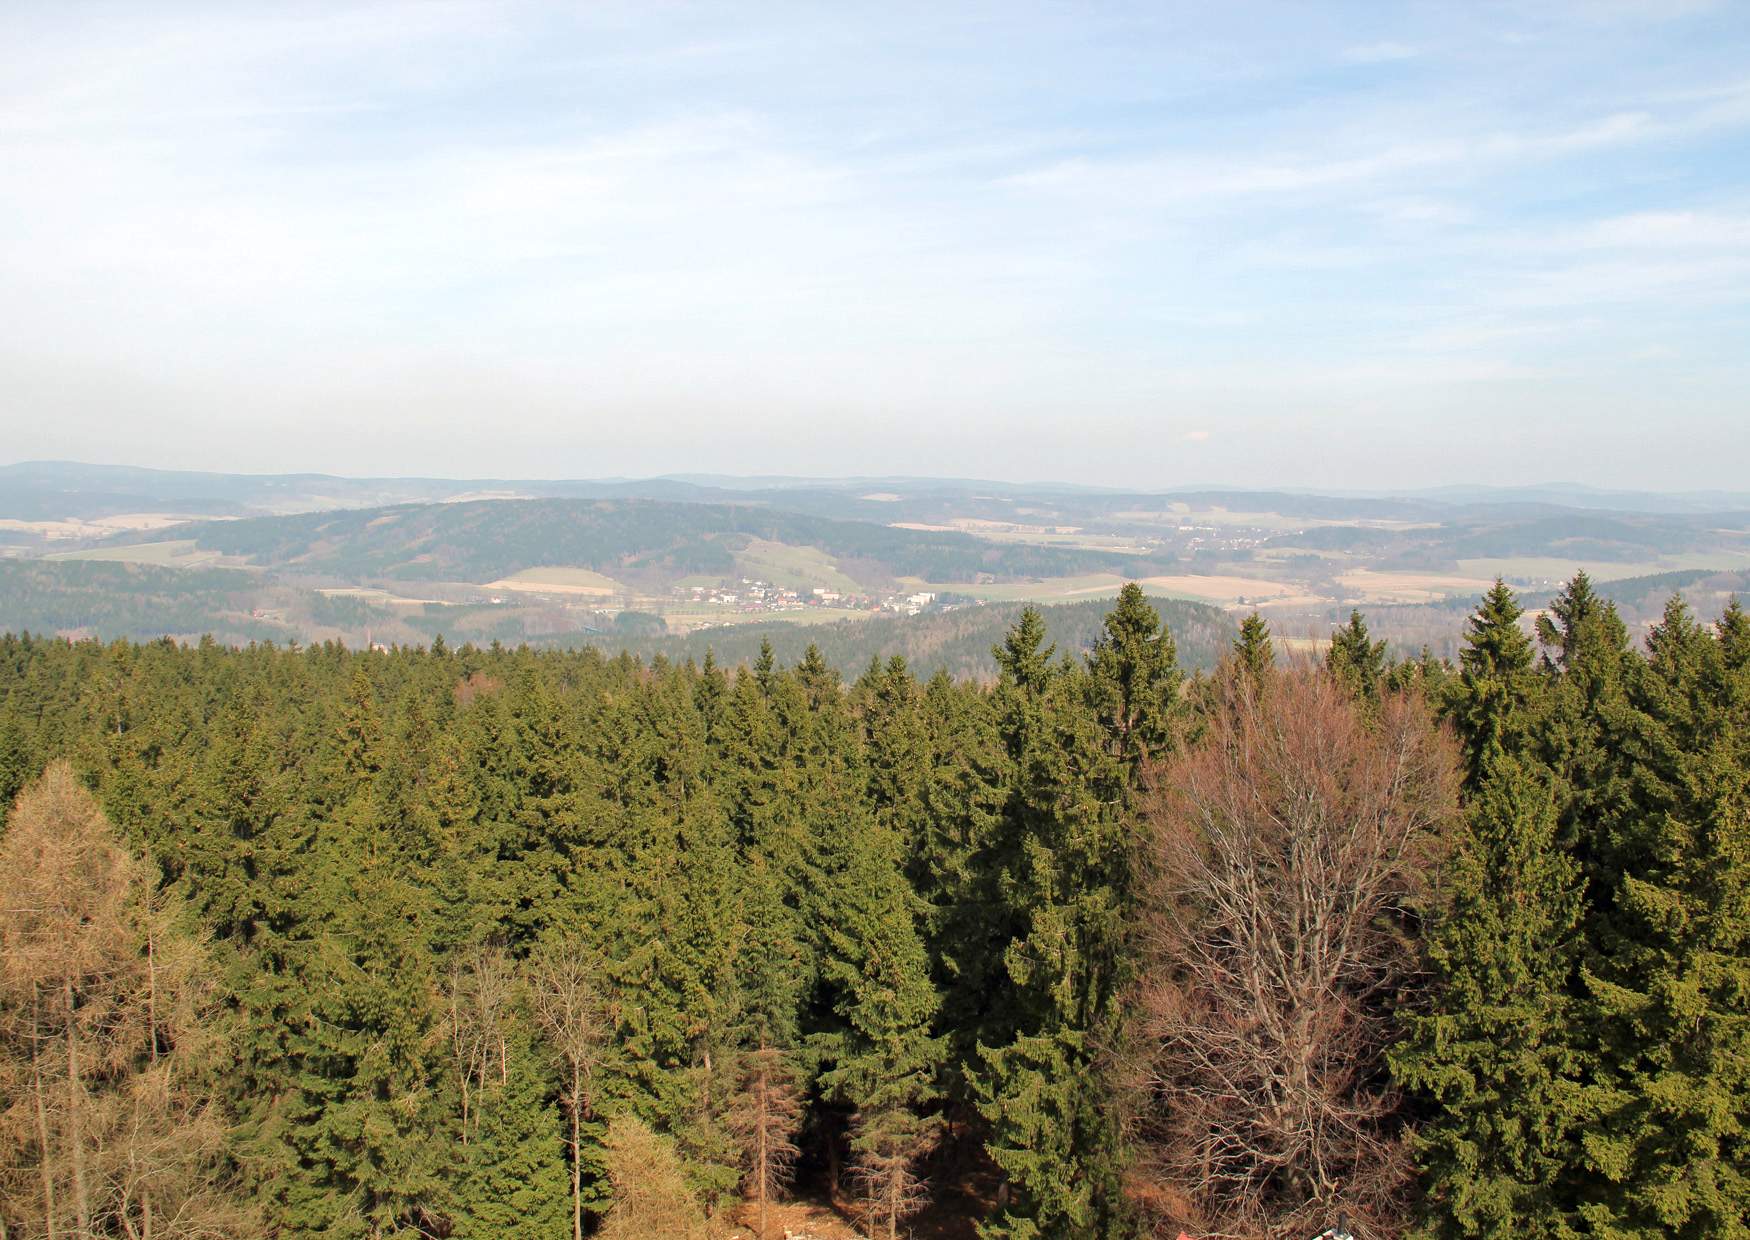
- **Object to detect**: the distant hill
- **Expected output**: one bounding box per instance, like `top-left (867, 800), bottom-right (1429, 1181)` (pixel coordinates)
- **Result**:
top-left (136, 498), bottom-right (1178, 589)
top-left (599, 594), bottom-right (1237, 681)
top-left (0, 557), bottom-right (1233, 682)
top-left (0, 560), bottom-right (281, 644)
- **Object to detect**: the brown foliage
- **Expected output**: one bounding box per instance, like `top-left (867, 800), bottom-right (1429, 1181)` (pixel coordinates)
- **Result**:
top-left (724, 1044), bottom-right (803, 1239)
top-left (848, 1105), bottom-right (938, 1240)
top-left (1130, 669), bottom-right (1458, 1239)
top-left (596, 1114), bottom-right (714, 1240)
top-left (0, 761), bottom-right (254, 1239)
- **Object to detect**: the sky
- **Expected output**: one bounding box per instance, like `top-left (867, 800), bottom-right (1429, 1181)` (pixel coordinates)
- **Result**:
top-left (2, 1), bottom-right (1748, 490)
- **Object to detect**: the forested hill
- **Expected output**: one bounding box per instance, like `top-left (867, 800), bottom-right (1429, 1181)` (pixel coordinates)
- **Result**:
top-left (144, 497), bottom-right (1175, 587)
top-left (620, 594), bottom-right (1235, 679)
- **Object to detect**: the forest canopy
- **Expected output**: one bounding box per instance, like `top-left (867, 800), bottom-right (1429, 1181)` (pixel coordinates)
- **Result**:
top-left (0, 575), bottom-right (1745, 1239)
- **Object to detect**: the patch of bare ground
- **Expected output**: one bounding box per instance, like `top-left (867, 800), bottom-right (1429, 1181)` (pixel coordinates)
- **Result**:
top-left (725, 1168), bottom-right (992, 1240)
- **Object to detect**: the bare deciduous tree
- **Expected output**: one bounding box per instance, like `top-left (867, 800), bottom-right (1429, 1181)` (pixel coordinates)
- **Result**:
top-left (444, 944), bottom-right (515, 1141)
top-left (528, 936), bottom-right (610, 1240)
top-left (1131, 670), bottom-right (1458, 1239)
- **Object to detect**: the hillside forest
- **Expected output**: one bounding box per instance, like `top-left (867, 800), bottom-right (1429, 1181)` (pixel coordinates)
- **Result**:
top-left (0, 576), bottom-right (1746, 1239)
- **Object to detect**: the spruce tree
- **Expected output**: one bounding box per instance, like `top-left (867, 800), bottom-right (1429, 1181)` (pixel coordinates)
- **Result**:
top-left (977, 608), bottom-right (1133, 1240)
top-left (1452, 580), bottom-right (1540, 785)
top-left (1327, 608), bottom-right (1388, 700)
top-left (1231, 610), bottom-right (1274, 686)
top-left (1576, 597), bottom-right (1750, 1237)
top-left (452, 1023), bottom-right (572, 1240)
top-left (1085, 583), bottom-right (1182, 788)
top-left (1391, 755), bottom-right (1588, 1238)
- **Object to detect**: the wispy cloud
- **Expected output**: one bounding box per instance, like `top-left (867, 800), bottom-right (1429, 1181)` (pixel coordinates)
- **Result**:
top-left (0, 0), bottom-right (1746, 488)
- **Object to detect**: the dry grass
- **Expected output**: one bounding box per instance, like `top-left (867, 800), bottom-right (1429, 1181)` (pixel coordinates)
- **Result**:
top-left (1335, 569), bottom-right (1496, 603)
top-left (486, 565), bottom-right (624, 596)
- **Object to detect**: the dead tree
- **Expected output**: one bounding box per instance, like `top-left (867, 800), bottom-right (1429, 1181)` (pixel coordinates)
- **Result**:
top-left (724, 1043), bottom-right (802, 1238)
top-left (528, 936), bottom-right (610, 1240)
top-left (0, 762), bottom-right (254, 1239)
top-left (445, 945), bottom-right (515, 1141)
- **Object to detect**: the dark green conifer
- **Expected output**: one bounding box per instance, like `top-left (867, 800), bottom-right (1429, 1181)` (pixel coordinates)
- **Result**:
top-left (1327, 608), bottom-right (1388, 700)
top-left (1085, 583), bottom-right (1182, 787)
top-left (1452, 580), bottom-right (1540, 784)
top-left (1231, 611), bottom-right (1274, 686)
top-left (452, 1025), bottom-right (572, 1240)
top-left (1392, 755), bottom-right (1588, 1238)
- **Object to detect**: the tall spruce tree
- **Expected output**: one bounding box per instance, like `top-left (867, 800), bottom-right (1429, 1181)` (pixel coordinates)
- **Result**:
top-left (1085, 584), bottom-right (1182, 787)
top-left (1391, 755), bottom-right (1588, 1238)
top-left (1327, 608), bottom-right (1388, 701)
top-left (1452, 581), bottom-right (1540, 784)
top-left (1231, 610), bottom-right (1275, 686)
top-left (451, 1022), bottom-right (572, 1240)
top-left (1576, 597), bottom-right (1750, 1237)
top-left (976, 608), bottom-right (1133, 1240)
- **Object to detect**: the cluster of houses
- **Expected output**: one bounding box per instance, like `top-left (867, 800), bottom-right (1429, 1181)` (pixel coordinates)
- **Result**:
top-left (674, 579), bottom-right (941, 617)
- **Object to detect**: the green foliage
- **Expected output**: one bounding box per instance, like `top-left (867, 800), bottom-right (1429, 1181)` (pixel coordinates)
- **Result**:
top-left (975, 607), bottom-right (1136, 1239)
top-left (2, 576), bottom-right (1747, 1240)
top-left (452, 1027), bottom-right (572, 1240)
top-left (1327, 608), bottom-right (1389, 700)
top-left (1392, 755), bottom-right (1589, 1239)
top-left (1231, 609), bottom-right (1274, 685)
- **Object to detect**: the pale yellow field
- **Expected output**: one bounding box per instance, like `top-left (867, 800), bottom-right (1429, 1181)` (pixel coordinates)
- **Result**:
top-left (660, 606), bottom-right (873, 634)
top-left (1457, 553), bottom-right (1750, 585)
top-left (486, 566), bottom-right (624, 596)
top-left (1336, 569), bottom-right (1497, 603)
top-left (915, 573), bottom-right (1299, 607)
top-left (1133, 574), bottom-right (1302, 605)
top-left (0, 513), bottom-right (217, 541)
top-left (317, 587), bottom-right (447, 606)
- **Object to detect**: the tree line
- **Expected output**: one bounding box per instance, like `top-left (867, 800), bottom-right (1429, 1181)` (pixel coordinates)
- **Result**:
top-left (0, 575), bottom-right (1744, 1239)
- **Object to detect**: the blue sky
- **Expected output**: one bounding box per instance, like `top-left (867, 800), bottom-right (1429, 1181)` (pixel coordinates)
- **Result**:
top-left (2, 1), bottom-right (1747, 489)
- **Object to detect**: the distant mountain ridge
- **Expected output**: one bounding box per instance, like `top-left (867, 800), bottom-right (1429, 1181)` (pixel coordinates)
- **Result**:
top-left (7, 460), bottom-right (1750, 525)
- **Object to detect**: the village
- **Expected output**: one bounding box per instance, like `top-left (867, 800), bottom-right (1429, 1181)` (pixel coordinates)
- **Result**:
top-left (670, 577), bottom-right (943, 622)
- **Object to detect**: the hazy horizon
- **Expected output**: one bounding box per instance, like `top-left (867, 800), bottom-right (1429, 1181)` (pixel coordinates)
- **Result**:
top-left (4, 2), bottom-right (1748, 489)
top-left (10, 455), bottom-right (1750, 505)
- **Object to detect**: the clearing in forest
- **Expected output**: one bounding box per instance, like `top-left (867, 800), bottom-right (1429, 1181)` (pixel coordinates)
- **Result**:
top-left (733, 538), bottom-right (863, 593)
top-left (485, 566), bottom-right (624, 596)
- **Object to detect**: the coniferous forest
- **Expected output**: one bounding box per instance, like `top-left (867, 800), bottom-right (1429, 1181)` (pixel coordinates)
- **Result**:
top-left (0, 576), bottom-right (1745, 1240)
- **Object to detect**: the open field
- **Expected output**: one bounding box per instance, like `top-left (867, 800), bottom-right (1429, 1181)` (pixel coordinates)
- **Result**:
top-left (316, 586), bottom-right (449, 607)
top-left (45, 539), bottom-right (232, 568)
top-left (1134, 573), bottom-right (1303, 605)
top-left (1455, 554), bottom-right (1750, 587)
top-left (485, 565), bottom-right (624, 596)
top-left (913, 572), bottom-right (1303, 608)
top-left (659, 605), bottom-right (873, 634)
top-left (1336, 569), bottom-right (1498, 603)
top-left (0, 512), bottom-right (223, 542)
top-left (733, 538), bottom-right (863, 592)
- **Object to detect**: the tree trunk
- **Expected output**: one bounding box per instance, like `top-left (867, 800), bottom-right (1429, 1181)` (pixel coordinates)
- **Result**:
top-left (145, 924), bottom-right (159, 1064)
top-left (755, 1061), bottom-right (768, 1240)
top-left (65, 981), bottom-right (89, 1239)
top-left (570, 1062), bottom-right (583, 1240)
top-left (32, 987), bottom-right (58, 1240)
